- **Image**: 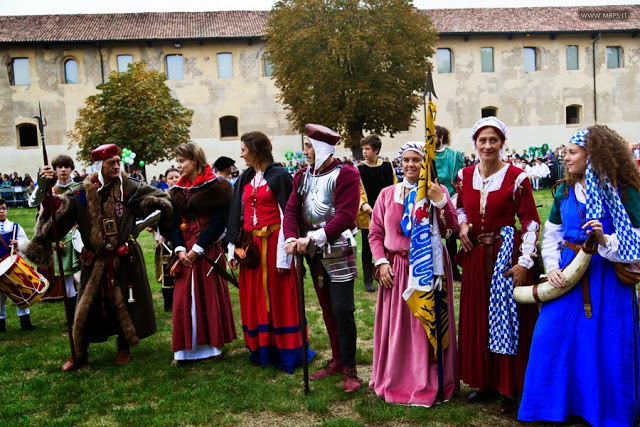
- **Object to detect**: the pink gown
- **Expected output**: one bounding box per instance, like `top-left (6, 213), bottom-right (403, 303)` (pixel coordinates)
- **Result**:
top-left (368, 183), bottom-right (459, 406)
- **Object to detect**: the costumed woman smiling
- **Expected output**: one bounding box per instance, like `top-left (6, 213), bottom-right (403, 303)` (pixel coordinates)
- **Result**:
top-left (455, 117), bottom-right (540, 413)
top-left (170, 142), bottom-right (236, 364)
top-left (519, 126), bottom-right (640, 427)
top-left (227, 131), bottom-right (314, 373)
top-left (368, 141), bottom-right (459, 406)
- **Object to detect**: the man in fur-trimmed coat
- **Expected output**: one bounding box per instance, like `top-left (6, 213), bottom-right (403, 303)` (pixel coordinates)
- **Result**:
top-left (25, 144), bottom-right (172, 371)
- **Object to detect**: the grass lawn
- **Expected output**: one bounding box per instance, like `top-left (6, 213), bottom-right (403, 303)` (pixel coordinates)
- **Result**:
top-left (0, 190), bottom-right (564, 426)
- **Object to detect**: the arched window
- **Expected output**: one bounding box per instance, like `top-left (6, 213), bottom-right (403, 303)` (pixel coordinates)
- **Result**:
top-left (219, 116), bottom-right (238, 138)
top-left (64, 59), bottom-right (78, 84)
top-left (437, 48), bottom-right (453, 73)
top-left (566, 105), bottom-right (581, 125)
top-left (16, 123), bottom-right (38, 148)
top-left (117, 55), bottom-right (133, 72)
top-left (523, 47), bottom-right (540, 72)
top-left (481, 107), bottom-right (498, 118)
top-left (217, 53), bottom-right (233, 78)
top-left (166, 55), bottom-right (184, 80)
top-left (263, 54), bottom-right (273, 77)
top-left (10, 58), bottom-right (30, 86)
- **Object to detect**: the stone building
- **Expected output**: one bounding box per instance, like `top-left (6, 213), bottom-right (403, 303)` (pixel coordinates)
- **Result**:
top-left (0, 5), bottom-right (638, 177)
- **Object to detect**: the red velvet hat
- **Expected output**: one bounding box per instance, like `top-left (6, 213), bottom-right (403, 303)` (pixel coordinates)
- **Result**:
top-left (304, 124), bottom-right (341, 146)
top-left (91, 144), bottom-right (121, 162)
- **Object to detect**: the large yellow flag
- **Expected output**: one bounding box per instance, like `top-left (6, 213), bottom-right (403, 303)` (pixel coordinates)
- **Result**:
top-left (401, 98), bottom-right (449, 356)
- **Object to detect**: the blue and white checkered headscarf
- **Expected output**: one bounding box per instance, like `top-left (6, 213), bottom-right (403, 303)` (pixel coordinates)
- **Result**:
top-left (571, 128), bottom-right (640, 261)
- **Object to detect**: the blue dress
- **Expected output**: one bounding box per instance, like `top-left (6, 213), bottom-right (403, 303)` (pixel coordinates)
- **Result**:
top-left (518, 185), bottom-right (640, 426)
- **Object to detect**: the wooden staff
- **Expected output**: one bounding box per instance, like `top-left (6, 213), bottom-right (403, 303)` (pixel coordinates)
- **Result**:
top-left (34, 102), bottom-right (76, 364)
top-left (296, 252), bottom-right (310, 394)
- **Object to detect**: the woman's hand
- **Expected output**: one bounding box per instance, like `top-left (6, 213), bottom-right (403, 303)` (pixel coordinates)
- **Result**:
top-left (459, 222), bottom-right (473, 252)
top-left (228, 259), bottom-right (238, 270)
top-left (378, 263), bottom-right (394, 288)
top-left (583, 219), bottom-right (607, 247)
top-left (186, 250), bottom-right (199, 264)
top-left (547, 269), bottom-right (567, 288)
top-left (503, 264), bottom-right (527, 287)
top-left (427, 180), bottom-right (444, 205)
top-left (177, 251), bottom-right (192, 268)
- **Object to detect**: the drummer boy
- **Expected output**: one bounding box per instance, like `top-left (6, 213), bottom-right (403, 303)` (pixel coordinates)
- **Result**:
top-left (0, 198), bottom-right (35, 332)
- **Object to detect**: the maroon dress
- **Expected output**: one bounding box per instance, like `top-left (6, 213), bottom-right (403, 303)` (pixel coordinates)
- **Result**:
top-left (171, 169), bottom-right (236, 355)
top-left (455, 164), bottom-right (539, 397)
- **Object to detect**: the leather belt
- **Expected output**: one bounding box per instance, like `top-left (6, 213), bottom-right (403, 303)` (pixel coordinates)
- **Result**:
top-left (251, 223), bottom-right (281, 313)
top-left (471, 232), bottom-right (500, 287)
top-left (564, 240), bottom-right (593, 318)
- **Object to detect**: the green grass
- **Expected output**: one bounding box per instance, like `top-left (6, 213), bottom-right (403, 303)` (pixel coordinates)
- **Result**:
top-left (0, 190), bottom-right (556, 426)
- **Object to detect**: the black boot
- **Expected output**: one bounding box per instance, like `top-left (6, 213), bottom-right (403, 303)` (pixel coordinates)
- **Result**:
top-left (0, 318), bottom-right (5, 333)
top-left (65, 296), bottom-right (77, 325)
top-left (162, 285), bottom-right (174, 312)
top-left (363, 263), bottom-right (376, 292)
top-left (19, 314), bottom-right (36, 331)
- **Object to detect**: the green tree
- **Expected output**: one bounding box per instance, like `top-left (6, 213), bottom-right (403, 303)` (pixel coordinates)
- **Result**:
top-left (68, 61), bottom-right (193, 164)
top-left (266, 0), bottom-right (438, 154)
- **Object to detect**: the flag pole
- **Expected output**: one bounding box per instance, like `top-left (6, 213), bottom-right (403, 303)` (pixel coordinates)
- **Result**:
top-left (423, 66), bottom-right (445, 403)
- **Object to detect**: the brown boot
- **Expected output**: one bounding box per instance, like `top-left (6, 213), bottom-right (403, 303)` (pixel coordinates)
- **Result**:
top-left (310, 359), bottom-right (342, 381)
top-left (116, 349), bottom-right (132, 365)
top-left (342, 365), bottom-right (362, 393)
top-left (62, 356), bottom-right (88, 372)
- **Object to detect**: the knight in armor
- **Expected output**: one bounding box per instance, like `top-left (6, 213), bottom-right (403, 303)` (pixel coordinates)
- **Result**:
top-left (29, 155), bottom-right (80, 319)
top-left (283, 124), bottom-right (362, 393)
top-left (0, 198), bottom-right (34, 332)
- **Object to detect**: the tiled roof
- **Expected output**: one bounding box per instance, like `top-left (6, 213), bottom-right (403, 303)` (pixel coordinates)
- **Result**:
top-left (0, 11), bottom-right (269, 43)
top-left (425, 6), bottom-right (640, 34)
top-left (0, 6), bottom-right (638, 44)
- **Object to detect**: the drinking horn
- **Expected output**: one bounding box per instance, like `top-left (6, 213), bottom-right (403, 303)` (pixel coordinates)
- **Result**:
top-left (514, 233), bottom-right (597, 304)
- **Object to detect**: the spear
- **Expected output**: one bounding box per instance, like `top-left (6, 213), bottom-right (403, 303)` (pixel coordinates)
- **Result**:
top-left (34, 102), bottom-right (76, 365)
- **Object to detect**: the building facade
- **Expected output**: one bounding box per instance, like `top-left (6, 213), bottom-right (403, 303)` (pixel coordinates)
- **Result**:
top-left (0, 6), bottom-right (638, 177)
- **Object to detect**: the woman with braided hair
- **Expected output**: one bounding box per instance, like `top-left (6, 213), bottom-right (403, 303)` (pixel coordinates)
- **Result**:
top-left (519, 125), bottom-right (640, 426)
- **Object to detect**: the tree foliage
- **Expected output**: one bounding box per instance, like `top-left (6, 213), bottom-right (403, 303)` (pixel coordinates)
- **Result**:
top-left (68, 61), bottom-right (193, 164)
top-left (266, 0), bottom-right (438, 152)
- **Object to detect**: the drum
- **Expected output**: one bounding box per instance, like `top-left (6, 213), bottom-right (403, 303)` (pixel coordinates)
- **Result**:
top-left (0, 254), bottom-right (49, 309)
top-left (71, 228), bottom-right (84, 253)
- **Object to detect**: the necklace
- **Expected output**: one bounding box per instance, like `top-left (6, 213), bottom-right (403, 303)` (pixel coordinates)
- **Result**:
top-left (250, 173), bottom-right (266, 226)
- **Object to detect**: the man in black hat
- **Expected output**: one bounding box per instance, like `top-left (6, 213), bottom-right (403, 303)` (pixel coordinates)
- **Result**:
top-left (213, 156), bottom-right (236, 185)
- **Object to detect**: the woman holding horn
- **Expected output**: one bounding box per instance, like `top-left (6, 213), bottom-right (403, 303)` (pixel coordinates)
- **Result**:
top-left (456, 117), bottom-right (540, 413)
top-left (519, 126), bottom-right (640, 426)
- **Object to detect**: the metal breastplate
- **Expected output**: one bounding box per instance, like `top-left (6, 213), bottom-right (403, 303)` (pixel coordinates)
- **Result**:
top-left (299, 166), bottom-right (341, 230)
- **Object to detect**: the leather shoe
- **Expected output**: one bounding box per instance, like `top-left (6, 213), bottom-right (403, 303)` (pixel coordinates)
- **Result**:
top-left (62, 356), bottom-right (88, 372)
top-left (310, 359), bottom-right (342, 381)
top-left (116, 350), bottom-right (132, 365)
top-left (500, 397), bottom-right (518, 414)
top-left (364, 282), bottom-right (376, 293)
top-left (466, 389), bottom-right (498, 403)
top-left (342, 366), bottom-right (362, 393)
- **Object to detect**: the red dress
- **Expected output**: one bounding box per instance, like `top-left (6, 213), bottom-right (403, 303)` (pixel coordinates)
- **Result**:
top-left (238, 181), bottom-right (312, 373)
top-left (455, 164), bottom-right (539, 397)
